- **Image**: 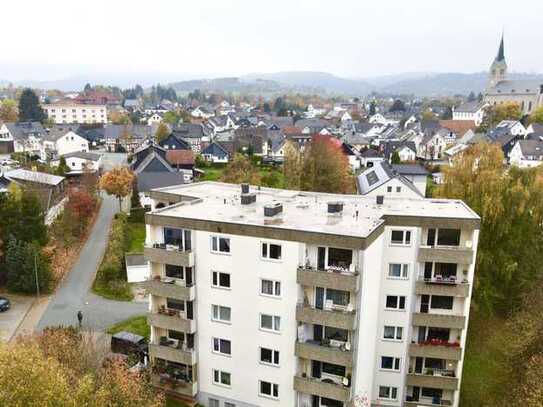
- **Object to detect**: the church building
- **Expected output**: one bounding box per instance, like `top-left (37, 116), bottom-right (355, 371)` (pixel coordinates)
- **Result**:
top-left (484, 35), bottom-right (543, 114)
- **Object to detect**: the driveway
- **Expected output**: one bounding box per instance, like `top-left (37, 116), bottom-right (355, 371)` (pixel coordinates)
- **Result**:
top-left (37, 194), bottom-right (147, 331)
top-left (0, 294), bottom-right (35, 342)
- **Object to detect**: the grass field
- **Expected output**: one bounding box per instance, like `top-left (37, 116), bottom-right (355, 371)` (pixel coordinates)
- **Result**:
top-left (106, 315), bottom-right (150, 340)
top-left (126, 222), bottom-right (145, 253)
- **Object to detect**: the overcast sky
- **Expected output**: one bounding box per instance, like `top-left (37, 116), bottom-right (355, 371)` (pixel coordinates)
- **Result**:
top-left (1, 0), bottom-right (542, 81)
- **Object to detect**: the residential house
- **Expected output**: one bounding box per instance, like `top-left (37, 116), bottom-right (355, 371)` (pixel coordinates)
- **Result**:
top-left (382, 141), bottom-right (417, 162)
top-left (509, 140), bottom-right (543, 168)
top-left (172, 124), bottom-right (207, 153)
top-left (342, 143), bottom-right (360, 171)
top-left (40, 130), bottom-right (89, 161)
top-left (191, 106), bottom-right (215, 119)
top-left (104, 124), bottom-right (155, 153)
top-left (357, 161), bottom-right (425, 198)
top-left (3, 168), bottom-right (65, 209)
top-left (147, 113), bottom-right (164, 126)
top-left (51, 151), bottom-right (102, 173)
top-left (359, 148), bottom-right (384, 168)
top-left (159, 133), bottom-right (192, 151)
top-left (452, 101), bottom-right (487, 126)
top-left (417, 131), bottom-right (447, 161)
top-left (0, 122), bottom-right (45, 155)
top-left (201, 142), bottom-right (230, 163)
top-left (391, 164), bottom-right (428, 196)
top-left (294, 118), bottom-right (330, 134)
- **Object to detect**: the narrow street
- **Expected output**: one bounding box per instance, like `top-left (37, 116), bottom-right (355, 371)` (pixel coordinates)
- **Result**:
top-left (36, 194), bottom-right (147, 331)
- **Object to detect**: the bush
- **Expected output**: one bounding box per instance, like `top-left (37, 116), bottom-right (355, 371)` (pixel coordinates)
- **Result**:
top-left (6, 238), bottom-right (52, 294)
top-left (92, 213), bottom-right (133, 301)
top-left (128, 207), bottom-right (146, 223)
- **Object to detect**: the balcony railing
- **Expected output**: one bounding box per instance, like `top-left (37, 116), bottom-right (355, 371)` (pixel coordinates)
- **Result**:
top-left (415, 277), bottom-right (470, 297)
top-left (147, 311), bottom-right (196, 333)
top-left (412, 313), bottom-right (466, 330)
top-left (406, 369), bottom-right (459, 390)
top-left (149, 342), bottom-right (197, 365)
top-left (141, 277), bottom-right (195, 301)
top-left (405, 398), bottom-right (453, 407)
top-left (409, 342), bottom-right (462, 360)
top-left (144, 243), bottom-right (194, 267)
top-left (151, 372), bottom-right (197, 398)
top-left (296, 303), bottom-right (356, 330)
top-left (418, 245), bottom-right (474, 264)
top-left (295, 340), bottom-right (353, 368)
top-left (297, 267), bottom-right (359, 292)
top-left (293, 374), bottom-right (351, 403)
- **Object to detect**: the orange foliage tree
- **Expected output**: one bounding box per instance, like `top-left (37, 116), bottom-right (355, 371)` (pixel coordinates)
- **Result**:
top-left (99, 167), bottom-right (135, 211)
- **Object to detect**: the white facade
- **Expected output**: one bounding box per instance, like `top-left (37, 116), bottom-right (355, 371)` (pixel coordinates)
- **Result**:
top-left (41, 131), bottom-right (89, 160)
top-left (43, 104), bottom-right (107, 124)
top-left (452, 105), bottom-right (487, 127)
top-left (147, 113), bottom-right (164, 125)
top-left (508, 141), bottom-right (543, 168)
top-left (396, 146), bottom-right (416, 162)
top-left (142, 182), bottom-right (479, 407)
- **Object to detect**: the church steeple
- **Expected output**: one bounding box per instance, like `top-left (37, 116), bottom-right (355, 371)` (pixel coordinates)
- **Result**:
top-left (489, 34), bottom-right (507, 89)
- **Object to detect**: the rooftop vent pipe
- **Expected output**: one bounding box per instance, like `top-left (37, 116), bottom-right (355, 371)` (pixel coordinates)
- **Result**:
top-left (327, 201), bottom-right (344, 214)
top-left (241, 193), bottom-right (256, 205)
top-left (241, 183), bottom-right (250, 194)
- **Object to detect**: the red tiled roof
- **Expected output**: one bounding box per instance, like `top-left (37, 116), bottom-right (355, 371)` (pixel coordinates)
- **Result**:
top-left (282, 126), bottom-right (302, 136)
top-left (166, 150), bottom-right (195, 166)
top-left (439, 120), bottom-right (477, 136)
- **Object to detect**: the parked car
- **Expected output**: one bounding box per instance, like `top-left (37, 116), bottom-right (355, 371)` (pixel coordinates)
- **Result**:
top-left (0, 296), bottom-right (10, 312)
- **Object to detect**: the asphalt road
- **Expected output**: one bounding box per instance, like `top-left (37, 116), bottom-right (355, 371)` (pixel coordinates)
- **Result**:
top-left (37, 192), bottom-right (147, 331)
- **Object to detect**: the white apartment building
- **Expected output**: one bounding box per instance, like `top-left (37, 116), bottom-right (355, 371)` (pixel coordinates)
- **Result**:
top-left (43, 104), bottom-right (107, 124)
top-left (141, 181), bottom-right (480, 407)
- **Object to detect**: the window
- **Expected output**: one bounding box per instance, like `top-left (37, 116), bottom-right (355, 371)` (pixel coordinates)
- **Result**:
top-left (262, 242), bottom-right (282, 260)
top-left (388, 263), bottom-right (409, 279)
top-left (383, 326), bottom-right (403, 340)
top-left (165, 264), bottom-right (184, 279)
top-left (260, 347), bottom-right (280, 366)
top-left (325, 326), bottom-right (348, 342)
top-left (212, 337), bottom-right (231, 355)
top-left (259, 380), bottom-right (279, 399)
top-left (168, 330), bottom-right (184, 341)
top-left (211, 236), bottom-right (230, 253)
top-left (387, 186), bottom-right (392, 193)
top-left (430, 295), bottom-right (454, 310)
top-left (209, 399), bottom-right (219, 407)
top-left (212, 271), bottom-right (231, 288)
top-left (433, 228), bottom-right (461, 246)
top-left (385, 295), bottom-right (406, 310)
top-left (322, 362), bottom-right (346, 377)
top-left (378, 386), bottom-right (398, 400)
top-left (381, 356), bottom-right (401, 371)
top-left (212, 305), bottom-right (231, 323)
top-left (213, 369), bottom-right (231, 386)
top-left (326, 288), bottom-right (350, 306)
top-left (260, 314), bottom-right (280, 332)
top-left (261, 279), bottom-right (281, 297)
top-left (396, 186), bottom-right (401, 193)
top-left (164, 228), bottom-right (191, 250)
top-left (166, 298), bottom-right (185, 311)
top-left (391, 230), bottom-right (411, 245)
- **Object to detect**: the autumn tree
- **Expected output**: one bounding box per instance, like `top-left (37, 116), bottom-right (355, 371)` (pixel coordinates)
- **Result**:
top-left (299, 135), bottom-right (354, 194)
top-left (99, 167), bottom-right (135, 211)
top-left (479, 102), bottom-right (523, 131)
top-left (0, 99), bottom-right (18, 122)
top-left (66, 188), bottom-right (96, 235)
top-left (109, 111), bottom-right (131, 125)
top-left (0, 327), bottom-right (163, 407)
top-left (18, 88), bottom-right (45, 123)
top-left (162, 111), bottom-right (179, 125)
top-left (282, 140), bottom-right (303, 189)
top-left (529, 106), bottom-right (543, 125)
top-left (436, 143), bottom-right (543, 314)
top-left (154, 122), bottom-right (170, 143)
top-left (220, 153), bottom-right (261, 185)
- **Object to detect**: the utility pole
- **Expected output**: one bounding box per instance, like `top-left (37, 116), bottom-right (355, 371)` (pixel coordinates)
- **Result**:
top-left (34, 251), bottom-right (40, 298)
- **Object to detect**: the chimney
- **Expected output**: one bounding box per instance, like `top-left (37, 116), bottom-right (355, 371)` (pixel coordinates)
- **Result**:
top-left (376, 195), bottom-right (384, 205)
top-left (327, 201), bottom-right (344, 214)
top-left (241, 183), bottom-right (250, 194)
top-left (264, 202), bottom-right (283, 217)
top-left (241, 192), bottom-right (256, 205)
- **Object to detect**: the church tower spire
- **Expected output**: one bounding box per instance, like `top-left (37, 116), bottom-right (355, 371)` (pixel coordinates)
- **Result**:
top-left (489, 33), bottom-right (507, 89)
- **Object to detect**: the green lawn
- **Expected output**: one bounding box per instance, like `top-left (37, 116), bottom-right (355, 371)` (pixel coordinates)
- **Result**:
top-left (107, 315), bottom-right (150, 340)
top-left (460, 314), bottom-right (509, 406)
top-left (165, 398), bottom-right (203, 407)
top-left (199, 166), bottom-right (225, 181)
top-left (126, 222), bottom-right (145, 253)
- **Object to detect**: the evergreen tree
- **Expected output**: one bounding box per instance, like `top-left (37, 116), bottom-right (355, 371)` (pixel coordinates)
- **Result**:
top-left (6, 238), bottom-right (51, 294)
top-left (391, 151), bottom-right (401, 164)
top-left (131, 177), bottom-right (141, 209)
top-left (389, 99), bottom-right (406, 113)
top-left (369, 100), bottom-right (376, 116)
top-left (19, 190), bottom-right (48, 246)
top-left (18, 89), bottom-right (45, 123)
top-left (467, 91), bottom-right (477, 102)
top-left (56, 156), bottom-right (70, 176)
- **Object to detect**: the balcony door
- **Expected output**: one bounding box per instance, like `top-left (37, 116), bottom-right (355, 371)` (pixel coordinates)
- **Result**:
top-left (315, 287), bottom-right (325, 310)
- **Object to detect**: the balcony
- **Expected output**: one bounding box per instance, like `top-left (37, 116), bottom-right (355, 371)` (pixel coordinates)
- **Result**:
top-left (409, 343), bottom-right (462, 361)
top-left (412, 313), bottom-right (466, 330)
top-left (296, 304), bottom-right (356, 330)
top-left (418, 245), bottom-right (474, 264)
top-left (141, 278), bottom-right (195, 301)
top-left (151, 373), bottom-right (198, 398)
top-left (144, 244), bottom-right (194, 267)
top-left (295, 340), bottom-right (353, 368)
top-left (405, 400), bottom-right (453, 407)
top-left (147, 311), bottom-right (196, 334)
top-left (149, 343), bottom-right (197, 365)
top-left (407, 370), bottom-right (459, 390)
top-left (415, 279), bottom-right (470, 297)
top-left (297, 267), bottom-right (359, 292)
top-left (293, 375), bottom-right (350, 402)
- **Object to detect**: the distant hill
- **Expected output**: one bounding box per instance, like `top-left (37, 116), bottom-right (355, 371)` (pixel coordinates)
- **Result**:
top-left (242, 71), bottom-right (373, 95)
